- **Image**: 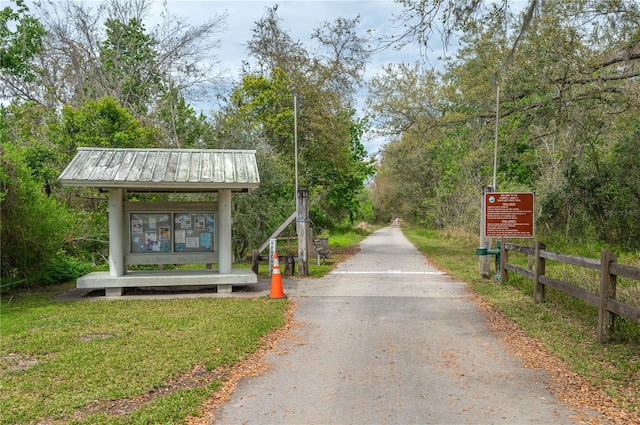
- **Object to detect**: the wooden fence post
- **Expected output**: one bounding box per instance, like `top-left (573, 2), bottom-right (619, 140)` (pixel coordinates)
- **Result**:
top-left (597, 249), bottom-right (617, 344)
top-left (534, 241), bottom-right (546, 303)
top-left (251, 250), bottom-right (259, 274)
top-left (528, 239), bottom-right (535, 271)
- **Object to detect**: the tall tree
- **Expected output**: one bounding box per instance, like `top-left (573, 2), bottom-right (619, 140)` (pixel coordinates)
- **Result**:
top-left (15, 0), bottom-right (225, 118)
top-left (379, 0), bottom-right (540, 59)
top-left (0, 0), bottom-right (229, 284)
top-left (237, 6), bottom-right (375, 229)
top-left (0, 0), bottom-right (45, 99)
top-left (98, 17), bottom-right (160, 115)
top-left (369, 0), bottom-right (640, 247)
top-left (367, 63), bottom-right (443, 135)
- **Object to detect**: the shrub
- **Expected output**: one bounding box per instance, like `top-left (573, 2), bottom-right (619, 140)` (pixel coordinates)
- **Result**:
top-left (39, 253), bottom-right (93, 285)
top-left (1, 143), bottom-right (75, 289)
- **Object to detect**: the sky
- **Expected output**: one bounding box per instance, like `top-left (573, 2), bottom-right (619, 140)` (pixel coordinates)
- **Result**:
top-left (21, 0), bottom-right (450, 154)
top-left (25, 0), bottom-right (527, 155)
top-left (147, 0), bottom-right (441, 154)
top-left (156, 0), bottom-right (431, 79)
top-left (143, 0), bottom-right (527, 154)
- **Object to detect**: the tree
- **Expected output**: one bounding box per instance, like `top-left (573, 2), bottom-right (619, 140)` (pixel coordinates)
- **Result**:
top-left (59, 96), bottom-right (161, 155)
top-left (13, 0), bottom-right (226, 120)
top-left (99, 17), bottom-right (161, 115)
top-left (155, 88), bottom-right (216, 148)
top-left (367, 63), bottom-right (443, 135)
top-left (238, 6), bottom-right (375, 229)
top-left (369, 0), bottom-right (640, 247)
top-left (378, 0), bottom-right (540, 59)
top-left (0, 0), bottom-right (231, 285)
top-left (311, 15), bottom-right (369, 99)
top-left (1, 131), bottom-right (76, 287)
top-left (208, 95), bottom-right (297, 259)
top-left (0, 96), bottom-right (167, 287)
top-left (491, 1), bottom-right (640, 243)
top-left (0, 0), bottom-right (45, 98)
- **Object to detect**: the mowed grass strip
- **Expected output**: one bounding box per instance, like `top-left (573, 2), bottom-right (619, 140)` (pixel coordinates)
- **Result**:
top-left (1, 285), bottom-right (289, 424)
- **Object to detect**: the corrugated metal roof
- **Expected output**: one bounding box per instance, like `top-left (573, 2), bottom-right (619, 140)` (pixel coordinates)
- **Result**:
top-left (59, 148), bottom-right (260, 192)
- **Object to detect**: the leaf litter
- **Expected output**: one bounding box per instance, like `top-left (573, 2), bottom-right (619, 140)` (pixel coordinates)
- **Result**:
top-left (469, 288), bottom-right (639, 425)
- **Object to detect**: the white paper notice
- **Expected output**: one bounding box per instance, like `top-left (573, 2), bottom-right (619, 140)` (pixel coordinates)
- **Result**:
top-left (186, 236), bottom-right (199, 248)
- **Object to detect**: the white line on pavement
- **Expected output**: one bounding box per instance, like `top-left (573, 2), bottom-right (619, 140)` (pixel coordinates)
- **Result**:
top-left (331, 270), bottom-right (445, 275)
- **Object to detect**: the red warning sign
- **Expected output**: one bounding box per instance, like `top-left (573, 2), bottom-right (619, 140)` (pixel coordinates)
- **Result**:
top-left (485, 192), bottom-right (535, 238)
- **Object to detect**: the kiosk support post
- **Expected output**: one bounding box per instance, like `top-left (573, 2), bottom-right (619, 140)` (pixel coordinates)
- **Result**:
top-left (108, 188), bottom-right (125, 277)
top-left (218, 189), bottom-right (232, 275)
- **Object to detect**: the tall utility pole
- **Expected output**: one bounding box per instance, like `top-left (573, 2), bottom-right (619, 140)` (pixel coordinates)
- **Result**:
top-left (479, 0), bottom-right (536, 278)
top-left (294, 95), bottom-right (299, 210)
top-left (293, 96), bottom-right (309, 275)
top-left (479, 80), bottom-right (500, 279)
top-left (493, 85), bottom-right (500, 191)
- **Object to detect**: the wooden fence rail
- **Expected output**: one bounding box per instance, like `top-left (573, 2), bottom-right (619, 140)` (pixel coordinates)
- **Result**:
top-left (502, 241), bottom-right (640, 343)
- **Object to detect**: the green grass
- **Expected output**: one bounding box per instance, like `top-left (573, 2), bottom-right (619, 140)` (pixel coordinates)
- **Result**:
top-left (327, 225), bottom-right (373, 247)
top-left (402, 224), bottom-right (640, 416)
top-left (0, 229), bottom-right (371, 424)
top-left (14, 223), bottom-right (636, 422)
top-left (0, 283), bottom-right (289, 424)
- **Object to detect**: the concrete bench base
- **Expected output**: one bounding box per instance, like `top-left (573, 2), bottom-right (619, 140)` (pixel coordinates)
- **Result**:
top-left (77, 269), bottom-right (257, 297)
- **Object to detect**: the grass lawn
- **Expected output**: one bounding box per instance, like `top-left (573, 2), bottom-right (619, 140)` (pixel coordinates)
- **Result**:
top-left (0, 228), bottom-right (371, 424)
top-left (402, 225), bottom-right (640, 419)
top-left (9, 224), bottom-right (638, 422)
top-left (1, 284), bottom-right (289, 424)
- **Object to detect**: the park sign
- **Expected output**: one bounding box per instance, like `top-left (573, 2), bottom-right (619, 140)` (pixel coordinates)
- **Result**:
top-left (484, 192), bottom-right (535, 238)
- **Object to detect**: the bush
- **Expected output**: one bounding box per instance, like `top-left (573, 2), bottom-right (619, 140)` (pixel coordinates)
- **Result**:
top-left (1, 143), bottom-right (75, 288)
top-left (39, 253), bottom-right (93, 285)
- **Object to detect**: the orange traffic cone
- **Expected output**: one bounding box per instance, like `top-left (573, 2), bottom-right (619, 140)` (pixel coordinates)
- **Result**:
top-left (269, 252), bottom-right (285, 298)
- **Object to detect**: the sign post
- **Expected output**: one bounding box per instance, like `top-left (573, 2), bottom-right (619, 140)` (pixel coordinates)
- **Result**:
top-left (479, 185), bottom-right (493, 278)
top-left (269, 238), bottom-right (277, 277)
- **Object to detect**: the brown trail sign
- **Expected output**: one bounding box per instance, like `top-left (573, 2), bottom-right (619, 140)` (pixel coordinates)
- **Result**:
top-left (485, 192), bottom-right (535, 238)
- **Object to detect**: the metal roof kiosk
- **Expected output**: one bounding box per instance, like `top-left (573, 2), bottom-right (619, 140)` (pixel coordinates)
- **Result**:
top-left (59, 148), bottom-right (260, 296)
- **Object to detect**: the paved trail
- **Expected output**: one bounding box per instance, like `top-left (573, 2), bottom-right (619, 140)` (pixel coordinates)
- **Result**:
top-left (213, 224), bottom-right (585, 424)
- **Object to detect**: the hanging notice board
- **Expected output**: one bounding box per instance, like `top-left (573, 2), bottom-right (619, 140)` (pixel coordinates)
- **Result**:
top-left (130, 212), bottom-right (215, 253)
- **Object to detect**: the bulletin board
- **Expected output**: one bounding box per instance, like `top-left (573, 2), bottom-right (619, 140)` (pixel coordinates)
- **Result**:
top-left (130, 213), bottom-right (172, 253)
top-left (174, 213), bottom-right (215, 252)
top-left (129, 212), bottom-right (215, 254)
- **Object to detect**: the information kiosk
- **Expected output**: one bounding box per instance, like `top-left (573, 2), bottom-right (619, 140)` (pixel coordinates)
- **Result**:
top-left (59, 147), bottom-right (260, 296)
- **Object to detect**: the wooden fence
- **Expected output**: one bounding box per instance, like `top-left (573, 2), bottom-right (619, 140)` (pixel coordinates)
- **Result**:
top-left (501, 241), bottom-right (640, 343)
